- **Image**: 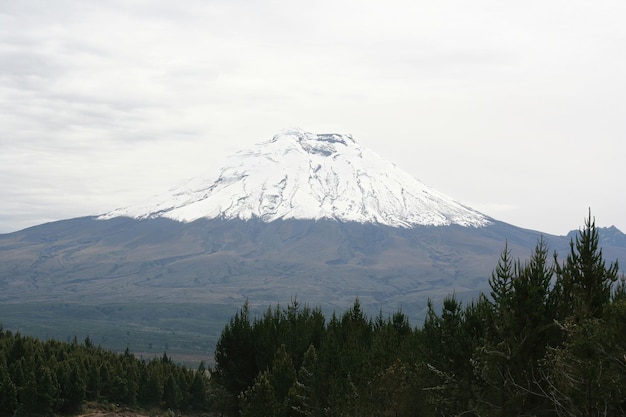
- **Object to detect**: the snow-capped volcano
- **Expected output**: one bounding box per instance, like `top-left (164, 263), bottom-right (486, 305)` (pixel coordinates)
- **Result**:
top-left (100, 128), bottom-right (491, 228)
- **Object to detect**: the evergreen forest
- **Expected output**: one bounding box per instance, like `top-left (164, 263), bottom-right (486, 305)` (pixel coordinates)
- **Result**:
top-left (1, 213), bottom-right (625, 417)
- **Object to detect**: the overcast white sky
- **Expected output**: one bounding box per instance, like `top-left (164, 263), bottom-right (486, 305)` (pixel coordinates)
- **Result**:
top-left (1, 0), bottom-right (625, 235)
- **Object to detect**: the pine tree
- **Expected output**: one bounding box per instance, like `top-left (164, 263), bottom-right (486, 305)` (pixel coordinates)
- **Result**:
top-left (286, 344), bottom-right (319, 417)
top-left (269, 344), bottom-right (297, 406)
top-left (474, 238), bottom-right (556, 416)
top-left (0, 363), bottom-right (18, 416)
top-left (19, 366), bottom-right (60, 416)
top-left (540, 317), bottom-right (626, 417)
top-left (189, 361), bottom-right (210, 411)
top-left (214, 300), bottom-right (257, 409)
top-left (539, 211), bottom-right (625, 416)
top-left (489, 241), bottom-right (515, 312)
top-left (239, 370), bottom-right (279, 417)
top-left (421, 295), bottom-right (477, 416)
top-left (554, 210), bottom-right (618, 320)
top-left (338, 298), bottom-right (373, 386)
top-left (163, 373), bottom-right (180, 409)
top-left (143, 361), bottom-right (165, 406)
top-left (57, 359), bottom-right (86, 413)
top-left (84, 357), bottom-right (101, 401)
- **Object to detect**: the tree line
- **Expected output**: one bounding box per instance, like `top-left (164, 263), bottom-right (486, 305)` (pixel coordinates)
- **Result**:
top-left (1, 212), bottom-right (625, 416)
top-left (0, 333), bottom-right (212, 416)
top-left (213, 213), bottom-right (626, 417)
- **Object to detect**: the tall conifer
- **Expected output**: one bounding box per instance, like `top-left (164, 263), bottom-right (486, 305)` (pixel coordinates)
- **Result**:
top-left (554, 210), bottom-right (618, 320)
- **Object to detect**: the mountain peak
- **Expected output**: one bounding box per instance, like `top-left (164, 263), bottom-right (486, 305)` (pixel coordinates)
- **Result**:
top-left (268, 128), bottom-right (356, 158)
top-left (567, 225), bottom-right (626, 248)
top-left (275, 127), bottom-right (353, 142)
top-left (100, 129), bottom-right (491, 228)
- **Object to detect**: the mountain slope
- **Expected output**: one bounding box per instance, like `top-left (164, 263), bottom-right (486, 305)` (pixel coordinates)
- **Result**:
top-left (568, 225), bottom-right (626, 248)
top-left (2, 215), bottom-right (625, 361)
top-left (100, 129), bottom-right (490, 228)
top-left (0, 216), bottom-right (560, 312)
top-left (2, 129), bottom-right (625, 361)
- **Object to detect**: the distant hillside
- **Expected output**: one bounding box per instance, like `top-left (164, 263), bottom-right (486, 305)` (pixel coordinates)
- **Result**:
top-left (567, 225), bottom-right (626, 249)
top-left (3, 214), bottom-right (622, 361)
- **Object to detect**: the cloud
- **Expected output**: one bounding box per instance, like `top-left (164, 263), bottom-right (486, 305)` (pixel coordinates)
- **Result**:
top-left (1, 1), bottom-right (626, 235)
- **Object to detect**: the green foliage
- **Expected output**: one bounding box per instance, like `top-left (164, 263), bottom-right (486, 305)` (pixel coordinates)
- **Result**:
top-left (213, 298), bottom-right (328, 413)
top-left (286, 344), bottom-right (319, 417)
top-left (213, 300), bottom-right (256, 394)
top-left (239, 370), bottom-right (279, 417)
top-left (0, 327), bottom-right (213, 416)
top-left (474, 238), bottom-right (557, 416)
top-left (540, 317), bottom-right (626, 417)
top-left (212, 211), bottom-right (625, 417)
top-left (188, 361), bottom-right (210, 410)
top-left (0, 362), bottom-right (18, 415)
top-left (420, 295), bottom-right (481, 416)
top-left (554, 210), bottom-right (619, 320)
top-left (269, 344), bottom-right (297, 405)
top-left (489, 241), bottom-right (515, 312)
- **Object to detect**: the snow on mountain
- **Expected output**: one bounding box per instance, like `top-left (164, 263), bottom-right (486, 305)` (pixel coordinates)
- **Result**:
top-left (100, 128), bottom-right (491, 228)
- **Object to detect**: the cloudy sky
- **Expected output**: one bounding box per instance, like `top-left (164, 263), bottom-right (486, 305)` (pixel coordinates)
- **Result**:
top-left (1, 0), bottom-right (625, 235)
